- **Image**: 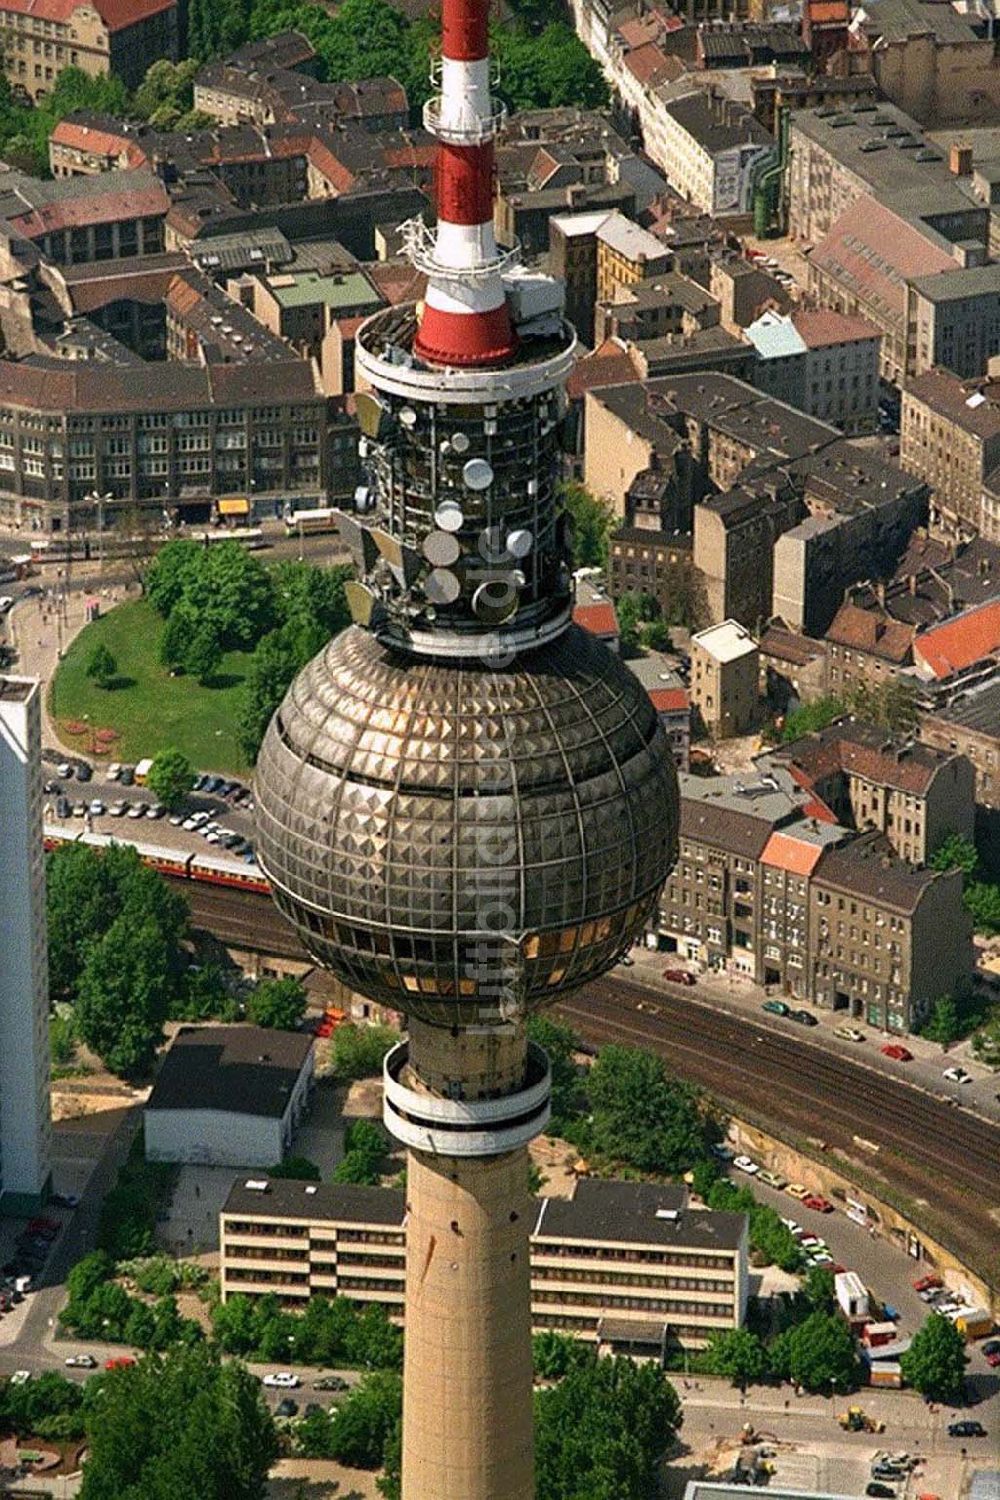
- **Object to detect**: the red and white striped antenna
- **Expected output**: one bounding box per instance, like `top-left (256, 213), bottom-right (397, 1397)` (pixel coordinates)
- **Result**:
top-left (406, 0), bottom-right (518, 367)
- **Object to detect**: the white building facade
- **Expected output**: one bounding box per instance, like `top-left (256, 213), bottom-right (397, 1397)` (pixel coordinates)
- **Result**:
top-left (0, 677), bottom-right (51, 1212)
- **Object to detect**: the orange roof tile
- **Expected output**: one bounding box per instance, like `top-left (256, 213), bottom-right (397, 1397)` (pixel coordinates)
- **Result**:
top-left (761, 829), bottom-right (826, 876)
top-left (914, 599), bottom-right (1000, 678)
top-left (573, 602), bottom-right (619, 637)
top-left (2, 0), bottom-right (174, 30)
top-left (649, 686), bottom-right (689, 712)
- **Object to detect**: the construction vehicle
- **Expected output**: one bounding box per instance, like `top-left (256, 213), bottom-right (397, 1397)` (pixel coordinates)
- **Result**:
top-left (838, 1406), bottom-right (885, 1433)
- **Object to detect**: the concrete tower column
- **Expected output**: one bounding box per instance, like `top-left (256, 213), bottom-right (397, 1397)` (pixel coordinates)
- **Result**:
top-left (383, 1019), bottom-right (551, 1500)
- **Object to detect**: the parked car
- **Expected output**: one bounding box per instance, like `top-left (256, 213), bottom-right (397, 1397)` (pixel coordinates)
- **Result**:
top-left (275, 1398), bottom-right (299, 1419)
top-left (662, 968), bottom-right (695, 985)
top-left (791, 1009), bottom-right (819, 1027)
top-left (109, 799), bottom-right (128, 817)
top-left (119, 766), bottom-right (135, 785)
top-left (50, 1193), bottom-right (79, 1209)
top-left (88, 799), bottom-right (105, 817)
top-left (146, 804), bottom-right (165, 819)
top-left (57, 762), bottom-right (72, 778)
top-left (262, 1372), bottom-right (300, 1389)
top-left (71, 801), bottom-right (87, 817)
top-left (802, 1194), bottom-right (834, 1213)
top-left (314, 1375), bottom-right (349, 1392)
top-left (834, 1026), bottom-right (865, 1042)
top-left (105, 1357), bottom-right (135, 1371)
top-left (192, 773), bottom-right (209, 791)
top-left (982, 1340), bottom-right (1000, 1368)
top-left (757, 1169), bottom-right (788, 1189)
top-left (943, 1066), bottom-right (972, 1084)
top-left (865, 1484), bottom-right (897, 1498)
top-left (65, 1354), bottom-right (97, 1369)
top-left (785, 1183), bottom-right (809, 1199)
top-left (75, 763), bottom-right (92, 782)
top-left (43, 778), bottom-right (62, 794)
top-left (881, 1044), bottom-right (912, 1061)
top-left (10, 1371), bottom-right (30, 1386)
top-left (107, 763), bottom-right (122, 781)
top-left (733, 1156), bottom-right (760, 1175)
top-left (127, 802), bottom-right (148, 819)
top-left (948, 1421), bottom-right (986, 1438)
top-left (913, 1274), bottom-right (943, 1292)
top-left (761, 999), bottom-right (790, 1016)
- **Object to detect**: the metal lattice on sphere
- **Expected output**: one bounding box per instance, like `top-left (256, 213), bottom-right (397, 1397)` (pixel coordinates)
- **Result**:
top-left (254, 622), bottom-right (678, 1027)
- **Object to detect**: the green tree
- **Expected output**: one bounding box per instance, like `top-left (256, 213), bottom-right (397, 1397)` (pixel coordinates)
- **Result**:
top-left (333, 1118), bottom-right (387, 1186)
top-left (270, 559), bottom-right (353, 639)
top-left (246, 975), bottom-right (307, 1030)
top-left (85, 642), bottom-right (118, 688)
top-left (641, 618), bottom-right (672, 651)
top-left (158, 603), bottom-right (199, 673)
top-left (46, 842), bottom-right (122, 997)
top-left (774, 1311), bottom-right (861, 1394)
top-left (527, 1015), bottom-right (583, 1131)
top-left (782, 695), bottom-right (848, 742)
top-left (132, 58), bottom-right (200, 121)
top-left (329, 1370), bottom-right (402, 1468)
top-left (929, 833), bottom-right (980, 879)
top-left (493, 21), bottom-right (608, 110)
top-left (705, 1328), bottom-right (769, 1390)
top-left (147, 539), bottom-right (203, 618)
top-left (749, 1204), bottom-right (803, 1273)
top-left (147, 747), bottom-right (194, 811)
top-left (328, 1023), bottom-right (397, 1082)
top-left (0, 1370), bottom-right (85, 1439)
top-left (588, 1045), bottom-right (707, 1175)
top-left (559, 481), bottom-right (614, 569)
top-left (237, 630), bottom-right (298, 763)
top-left (76, 916), bottom-right (172, 1077)
top-left (900, 1314), bottom-right (968, 1402)
top-left (533, 1331), bottom-right (595, 1380)
top-left (535, 1355), bottom-right (681, 1500)
top-left (184, 621), bottom-right (224, 686)
top-left (294, 1406), bottom-right (337, 1458)
top-left (210, 1293), bottom-right (258, 1356)
top-left (802, 1265), bottom-right (836, 1311)
top-left (848, 677), bottom-right (918, 737)
top-left (195, 542), bottom-right (274, 649)
top-left (79, 1344), bottom-right (277, 1500)
top-left (964, 879), bottom-right (1000, 936)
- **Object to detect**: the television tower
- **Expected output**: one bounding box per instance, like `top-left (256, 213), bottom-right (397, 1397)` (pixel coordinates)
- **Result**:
top-left (253, 2), bottom-right (679, 1492)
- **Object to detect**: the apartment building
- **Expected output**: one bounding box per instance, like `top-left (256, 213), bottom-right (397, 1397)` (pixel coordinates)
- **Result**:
top-left (0, 0), bottom-right (177, 101)
top-left (659, 769), bottom-right (972, 1026)
top-left (767, 719), bottom-right (976, 865)
top-left (626, 654), bottom-right (691, 771)
top-left (0, 357), bottom-right (343, 534)
top-left (809, 831), bottom-right (970, 1032)
top-left (643, 89), bottom-right (774, 218)
top-left (596, 215), bottom-right (673, 304)
top-left (744, 309), bottom-right (881, 434)
top-left (824, 605), bottom-right (916, 697)
top-left (219, 1177), bottom-right (749, 1357)
top-left (0, 678), bottom-right (51, 1211)
top-left (787, 101), bottom-right (987, 249)
top-left (690, 619), bottom-right (758, 736)
top-left (906, 265), bottom-right (1000, 381)
top-left (920, 671), bottom-right (1000, 849)
top-left (0, 169), bottom-right (167, 267)
top-left (900, 371), bottom-right (1000, 539)
top-left (757, 622), bottom-right (827, 712)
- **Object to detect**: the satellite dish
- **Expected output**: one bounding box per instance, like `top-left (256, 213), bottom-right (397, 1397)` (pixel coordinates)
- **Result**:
top-left (506, 528), bottom-right (533, 559)
top-left (399, 407), bottom-right (418, 428)
top-left (472, 577), bottom-right (519, 624)
top-left (423, 530), bottom-right (461, 566)
top-left (434, 500), bottom-right (464, 533)
top-left (462, 458), bottom-right (493, 491)
top-left (425, 568), bottom-right (461, 605)
top-left (451, 431), bottom-right (470, 453)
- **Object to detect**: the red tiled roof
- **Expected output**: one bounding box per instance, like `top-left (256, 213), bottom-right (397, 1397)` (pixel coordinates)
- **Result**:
top-left (9, 180), bottom-right (169, 239)
top-left (761, 829), bottom-right (825, 876)
top-left (649, 686), bottom-right (689, 713)
top-left (808, 0), bottom-right (849, 20)
top-left (623, 42), bottom-right (674, 86)
top-left (50, 119), bottom-right (148, 167)
top-left (782, 763), bottom-right (839, 823)
top-left (914, 599), bottom-right (1000, 678)
top-left (810, 197), bottom-right (954, 333)
top-left (792, 307), bottom-right (880, 349)
top-left (566, 339), bottom-right (641, 399)
top-left (573, 602), bottom-right (619, 637)
top-left (1, 0), bottom-right (174, 30)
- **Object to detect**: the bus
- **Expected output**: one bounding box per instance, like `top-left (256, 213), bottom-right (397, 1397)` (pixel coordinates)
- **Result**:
top-left (188, 528), bottom-right (266, 550)
top-left (284, 507), bottom-right (339, 537)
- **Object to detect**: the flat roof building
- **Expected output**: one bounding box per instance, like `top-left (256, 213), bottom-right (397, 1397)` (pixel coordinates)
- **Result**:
top-left (145, 1025), bottom-right (314, 1169)
top-left (691, 620), bottom-right (759, 737)
top-left (220, 1176), bottom-right (750, 1356)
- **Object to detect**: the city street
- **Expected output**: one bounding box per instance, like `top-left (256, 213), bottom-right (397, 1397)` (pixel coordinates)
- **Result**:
top-left (621, 943), bottom-right (1000, 1125)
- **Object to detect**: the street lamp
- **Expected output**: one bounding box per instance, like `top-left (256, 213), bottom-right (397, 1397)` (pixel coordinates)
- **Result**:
top-left (87, 490), bottom-right (113, 571)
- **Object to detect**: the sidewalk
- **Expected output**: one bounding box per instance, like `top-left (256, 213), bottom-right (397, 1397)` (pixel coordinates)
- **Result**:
top-left (623, 943), bottom-right (1000, 1123)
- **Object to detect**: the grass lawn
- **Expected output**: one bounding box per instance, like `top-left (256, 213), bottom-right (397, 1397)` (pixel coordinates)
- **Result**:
top-left (50, 598), bottom-right (252, 773)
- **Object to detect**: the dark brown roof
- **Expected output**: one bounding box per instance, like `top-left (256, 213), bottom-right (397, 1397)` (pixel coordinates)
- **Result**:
top-left (0, 356), bottom-right (323, 414)
top-left (905, 369), bottom-right (1000, 442)
top-left (813, 830), bottom-right (953, 914)
top-left (758, 622), bottom-right (826, 667)
top-left (679, 795), bottom-right (773, 860)
top-left (776, 717), bottom-right (952, 795)
top-left (825, 602), bottom-right (914, 663)
top-left (148, 1026), bottom-right (313, 1118)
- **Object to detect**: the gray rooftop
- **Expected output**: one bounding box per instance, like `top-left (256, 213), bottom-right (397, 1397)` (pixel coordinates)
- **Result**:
top-left (924, 672), bottom-right (1000, 735)
top-left (148, 1026), bottom-right (313, 1119)
top-left (908, 263), bottom-right (1000, 302)
top-left (661, 89), bottom-right (773, 154)
top-left (223, 1177), bottom-right (406, 1225)
top-left (533, 1179), bottom-right (746, 1251)
top-left (857, 0), bottom-right (979, 45)
top-left (813, 830), bottom-right (949, 912)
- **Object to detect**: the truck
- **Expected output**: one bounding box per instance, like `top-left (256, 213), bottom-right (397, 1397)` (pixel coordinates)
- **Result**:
top-left (134, 757), bottom-right (154, 786)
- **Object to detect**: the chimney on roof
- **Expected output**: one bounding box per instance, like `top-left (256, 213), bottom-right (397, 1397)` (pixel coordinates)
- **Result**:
top-left (949, 142), bottom-right (973, 177)
top-left (909, 573), bottom-right (917, 596)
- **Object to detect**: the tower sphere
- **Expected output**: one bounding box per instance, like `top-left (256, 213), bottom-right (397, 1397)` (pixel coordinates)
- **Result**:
top-left (254, 622), bottom-right (678, 1028)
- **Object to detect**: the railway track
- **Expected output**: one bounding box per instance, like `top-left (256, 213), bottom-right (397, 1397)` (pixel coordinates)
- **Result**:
top-left (175, 879), bottom-right (1000, 1283)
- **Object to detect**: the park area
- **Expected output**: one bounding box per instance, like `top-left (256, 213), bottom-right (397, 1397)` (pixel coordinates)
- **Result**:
top-left (50, 598), bottom-right (251, 772)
